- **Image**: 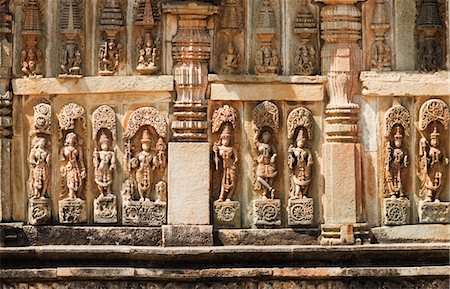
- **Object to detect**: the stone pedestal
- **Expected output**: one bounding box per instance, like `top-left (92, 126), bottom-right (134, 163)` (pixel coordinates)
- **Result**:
top-left (383, 198), bottom-right (410, 226)
top-left (28, 198), bottom-right (51, 225)
top-left (252, 199), bottom-right (281, 227)
top-left (419, 201), bottom-right (450, 224)
top-left (214, 200), bottom-right (240, 228)
top-left (122, 200), bottom-right (166, 226)
top-left (287, 198), bottom-right (314, 226)
top-left (93, 195), bottom-right (117, 224)
top-left (58, 199), bottom-right (87, 224)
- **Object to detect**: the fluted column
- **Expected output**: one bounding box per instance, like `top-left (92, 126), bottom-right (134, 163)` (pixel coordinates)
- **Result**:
top-left (318, 0), bottom-right (367, 245)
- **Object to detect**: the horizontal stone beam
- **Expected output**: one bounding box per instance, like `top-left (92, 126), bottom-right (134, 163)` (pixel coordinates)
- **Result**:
top-left (12, 76), bottom-right (174, 96)
top-left (360, 71), bottom-right (450, 97)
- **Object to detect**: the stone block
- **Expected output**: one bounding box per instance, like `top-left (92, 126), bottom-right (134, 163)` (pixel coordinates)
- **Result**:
top-left (287, 198), bottom-right (314, 226)
top-left (93, 195), bottom-right (117, 224)
top-left (58, 199), bottom-right (87, 224)
top-left (252, 199), bottom-right (281, 227)
top-left (419, 201), bottom-right (450, 224)
top-left (162, 225), bottom-right (213, 247)
top-left (28, 198), bottom-right (51, 225)
top-left (382, 198), bottom-right (410, 226)
top-left (217, 228), bottom-right (319, 245)
top-left (214, 200), bottom-right (241, 228)
top-left (122, 200), bottom-right (166, 226)
top-left (168, 142), bottom-right (210, 225)
top-left (372, 224), bottom-right (450, 243)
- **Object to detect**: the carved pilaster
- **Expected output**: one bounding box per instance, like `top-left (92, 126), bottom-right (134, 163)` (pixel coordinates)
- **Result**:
top-left (59, 0), bottom-right (84, 78)
top-left (163, 2), bottom-right (219, 141)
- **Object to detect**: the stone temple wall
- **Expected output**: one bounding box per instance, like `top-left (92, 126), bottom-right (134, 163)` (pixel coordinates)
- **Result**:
top-left (0, 0), bottom-right (449, 288)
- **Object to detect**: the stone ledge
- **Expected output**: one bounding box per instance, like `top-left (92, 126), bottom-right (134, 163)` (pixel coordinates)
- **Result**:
top-left (372, 224), bottom-right (450, 244)
top-left (360, 71), bottom-right (450, 97)
top-left (209, 74), bottom-right (326, 101)
top-left (12, 75), bottom-right (174, 96)
top-left (216, 228), bottom-right (319, 246)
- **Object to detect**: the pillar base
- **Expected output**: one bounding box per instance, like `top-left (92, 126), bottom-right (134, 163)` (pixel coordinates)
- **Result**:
top-left (320, 223), bottom-right (370, 245)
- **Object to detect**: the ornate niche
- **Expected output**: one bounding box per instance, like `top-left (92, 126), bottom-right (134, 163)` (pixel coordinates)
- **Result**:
top-left (28, 103), bottom-right (52, 225)
top-left (122, 107), bottom-right (168, 226)
top-left (0, 0), bottom-right (13, 78)
top-left (293, 0), bottom-right (319, 76)
top-left (252, 101), bottom-right (281, 227)
top-left (254, 0), bottom-right (279, 75)
top-left (369, 0), bottom-right (391, 71)
top-left (92, 105), bottom-right (117, 224)
top-left (417, 99), bottom-right (449, 223)
top-left (216, 0), bottom-right (244, 74)
top-left (97, 0), bottom-right (125, 76)
top-left (415, 0), bottom-right (447, 72)
top-left (382, 104), bottom-right (411, 225)
top-left (57, 103), bottom-right (87, 224)
top-left (59, 0), bottom-right (84, 78)
top-left (134, 0), bottom-right (161, 74)
top-left (20, 0), bottom-right (45, 78)
top-left (211, 105), bottom-right (240, 228)
top-left (286, 107), bottom-right (314, 226)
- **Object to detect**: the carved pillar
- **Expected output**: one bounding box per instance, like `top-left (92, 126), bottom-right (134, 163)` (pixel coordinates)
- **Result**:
top-left (318, 0), bottom-right (367, 245)
top-left (0, 0), bottom-right (12, 222)
top-left (162, 2), bottom-right (218, 246)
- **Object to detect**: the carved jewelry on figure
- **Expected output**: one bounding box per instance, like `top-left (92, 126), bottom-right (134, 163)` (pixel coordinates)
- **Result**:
top-left (122, 107), bottom-right (168, 226)
top-left (20, 0), bottom-right (44, 78)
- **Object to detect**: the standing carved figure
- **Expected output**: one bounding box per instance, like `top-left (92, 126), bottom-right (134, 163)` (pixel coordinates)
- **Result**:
top-left (29, 136), bottom-right (50, 199)
top-left (385, 126), bottom-right (408, 198)
top-left (93, 133), bottom-right (116, 197)
top-left (60, 132), bottom-right (86, 200)
top-left (253, 130), bottom-right (277, 199)
top-left (130, 129), bottom-right (159, 201)
top-left (288, 129), bottom-right (313, 199)
top-left (213, 124), bottom-right (238, 202)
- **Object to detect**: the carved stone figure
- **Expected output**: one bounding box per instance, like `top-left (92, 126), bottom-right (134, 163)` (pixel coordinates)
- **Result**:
top-left (417, 99), bottom-right (449, 224)
top-left (385, 127), bottom-right (409, 199)
top-left (59, 0), bottom-right (83, 77)
top-left (93, 133), bottom-right (115, 197)
top-left (370, 0), bottom-right (391, 70)
top-left (98, 38), bottom-right (122, 76)
top-left (220, 42), bottom-right (240, 74)
top-left (254, 0), bottom-right (278, 75)
top-left (60, 132), bottom-right (86, 201)
top-left (252, 101), bottom-right (280, 227)
top-left (136, 32), bottom-right (159, 74)
top-left (29, 136), bottom-right (50, 200)
top-left (287, 107), bottom-right (314, 226)
top-left (122, 106), bottom-right (168, 226)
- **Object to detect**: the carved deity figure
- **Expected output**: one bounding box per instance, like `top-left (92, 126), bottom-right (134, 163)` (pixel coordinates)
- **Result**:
top-left (136, 32), bottom-right (159, 74)
top-left (294, 42), bottom-right (316, 75)
top-left (213, 124), bottom-right (238, 202)
top-left (418, 126), bottom-right (449, 202)
top-left (253, 130), bottom-right (277, 199)
top-left (385, 126), bottom-right (408, 199)
top-left (288, 129), bottom-right (313, 199)
top-left (130, 129), bottom-right (160, 201)
top-left (371, 39), bottom-right (391, 70)
top-left (93, 133), bottom-right (116, 197)
top-left (60, 132), bottom-right (86, 200)
top-left (60, 42), bottom-right (82, 76)
top-left (255, 46), bottom-right (278, 75)
top-left (98, 38), bottom-right (121, 74)
top-left (29, 136), bottom-right (50, 199)
top-left (21, 38), bottom-right (43, 77)
top-left (221, 42), bottom-right (239, 74)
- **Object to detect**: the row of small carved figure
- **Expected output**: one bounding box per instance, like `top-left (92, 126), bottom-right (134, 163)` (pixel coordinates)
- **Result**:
top-left (2, 279), bottom-right (449, 289)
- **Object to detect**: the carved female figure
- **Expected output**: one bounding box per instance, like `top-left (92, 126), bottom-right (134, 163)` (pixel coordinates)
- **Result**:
top-left (253, 130), bottom-right (277, 199)
top-left (213, 125), bottom-right (238, 202)
top-left (385, 126), bottom-right (408, 198)
top-left (131, 129), bottom-right (158, 201)
top-left (93, 133), bottom-right (116, 197)
top-left (29, 136), bottom-right (50, 199)
top-left (60, 132), bottom-right (86, 200)
top-left (288, 129), bottom-right (313, 199)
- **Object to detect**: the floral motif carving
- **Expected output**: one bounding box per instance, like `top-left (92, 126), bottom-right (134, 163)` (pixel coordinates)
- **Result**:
top-left (92, 105), bottom-right (116, 141)
top-left (288, 198), bottom-right (314, 226)
top-left (57, 102), bottom-right (86, 132)
top-left (253, 100), bottom-right (279, 133)
top-left (124, 107), bottom-right (167, 140)
top-left (384, 105), bottom-right (411, 138)
top-left (33, 102), bottom-right (51, 135)
top-left (418, 99), bottom-right (449, 131)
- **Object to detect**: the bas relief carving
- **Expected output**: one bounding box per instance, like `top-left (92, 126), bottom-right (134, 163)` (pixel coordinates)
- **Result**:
top-left (252, 101), bottom-right (280, 227)
top-left (57, 103), bottom-right (87, 223)
top-left (417, 99), bottom-right (449, 224)
top-left (287, 107), bottom-right (314, 226)
top-left (382, 104), bottom-right (411, 225)
top-left (122, 107), bottom-right (167, 226)
top-left (211, 105), bottom-right (240, 228)
top-left (92, 105), bottom-right (117, 223)
top-left (370, 0), bottom-right (391, 71)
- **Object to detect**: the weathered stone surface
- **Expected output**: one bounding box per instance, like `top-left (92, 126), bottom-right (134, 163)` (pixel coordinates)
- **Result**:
top-left (372, 224), bottom-right (450, 243)
top-left (216, 228), bottom-right (319, 245)
top-left (21, 225), bottom-right (162, 246)
top-left (12, 76), bottom-right (174, 96)
top-left (58, 199), bottom-right (87, 224)
top-left (287, 198), bottom-right (314, 226)
top-left (382, 198), bottom-right (410, 226)
top-left (122, 200), bottom-right (166, 226)
top-left (360, 71), bottom-right (450, 97)
top-left (418, 201), bottom-right (450, 224)
top-left (214, 200), bottom-right (241, 228)
top-left (94, 195), bottom-right (117, 224)
top-left (162, 225), bottom-right (213, 247)
top-left (168, 143), bottom-right (210, 225)
top-left (28, 198), bottom-right (51, 225)
top-left (0, 139), bottom-right (11, 222)
top-left (252, 199), bottom-right (281, 227)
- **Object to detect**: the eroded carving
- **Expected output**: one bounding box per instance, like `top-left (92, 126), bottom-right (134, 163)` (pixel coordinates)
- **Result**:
top-left (370, 0), bottom-right (391, 71)
top-left (59, 0), bottom-right (83, 77)
top-left (254, 0), bottom-right (278, 75)
top-left (33, 102), bottom-right (51, 134)
top-left (21, 0), bottom-right (44, 78)
top-left (135, 0), bottom-right (160, 74)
